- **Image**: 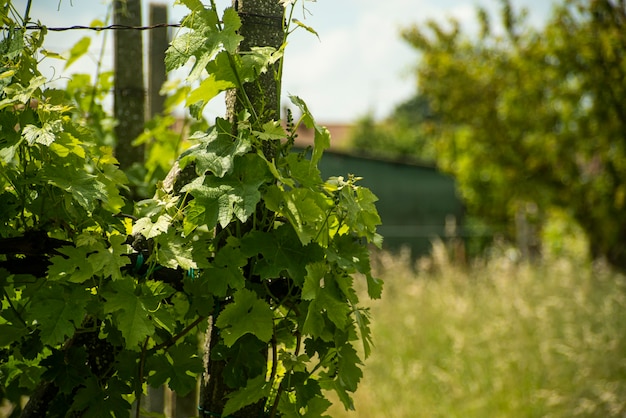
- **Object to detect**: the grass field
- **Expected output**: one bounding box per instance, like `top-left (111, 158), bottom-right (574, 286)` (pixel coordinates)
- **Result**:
top-left (329, 243), bottom-right (626, 418)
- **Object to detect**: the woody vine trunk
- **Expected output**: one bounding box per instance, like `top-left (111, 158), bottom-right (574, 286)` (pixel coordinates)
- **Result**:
top-left (198, 1), bottom-right (283, 417)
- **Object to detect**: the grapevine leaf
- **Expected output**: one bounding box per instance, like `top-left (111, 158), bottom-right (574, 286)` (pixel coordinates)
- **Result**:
top-left (286, 153), bottom-right (323, 188)
top-left (203, 242), bottom-right (247, 296)
top-left (165, 31), bottom-right (206, 72)
top-left (86, 234), bottom-right (130, 281)
top-left (303, 397), bottom-right (333, 417)
top-left (336, 344), bottom-right (363, 393)
top-left (183, 196), bottom-right (220, 233)
top-left (240, 225), bottom-right (324, 284)
top-left (302, 262), bottom-right (326, 300)
top-left (45, 166), bottom-right (108, 211)
top-left (48, 245), bottom-right (95, 283)
top-left (340, 186), bottom-right (382, 244)
top-left (146, 344), bottom-right (203, 395)
top-left (182, 153), bottom-right (270, 228)
top-left (132, 214), bottom-right (172, 239)
top-left (186, 75), bottom-right (235, 107)
top-left (27, 284), bottom-right (89, 346)
top-left (302, 302), bottom-right (325, 340)
top-left (178, 0), bottom-right (204, 12)
top-left (316, 290), bottom-right (350, 329)
top-left (156, 229), bottom-right (198, 271)
top-left (239, 47), bottom-right (283, 82)
top-left (65, 36), bottom-right (91, 70)
top-left (221, 7), bottom-right (244, 53)
top-left (327, 234), bottom-right (383, 299)
top-left (22, 120), bottom-right (61, 146)
top-left (289, 95), bottom-right (330, 165)
top-left (41, 347), bottom-right (91, 394)
top-left (253, 120), bottom-right (287, 141)
top-left (0, 324), bottom-right (27, 346)
top-left (222, 375), bottom-right (271, 417)
top-left (179, 123), bottom-right (251, 177)
top-left (203, 264), bottom-right (245, 297)
top-left (72, 377), bottom-right (131, 418)
top-left (353, 308), bottom-right (373, 358)
top-left (103, 278), bottom-right (155, 349)
top-left (216, 289), bottom-right (273, 347)
top-left (266, 187), bottom-right (331, 245)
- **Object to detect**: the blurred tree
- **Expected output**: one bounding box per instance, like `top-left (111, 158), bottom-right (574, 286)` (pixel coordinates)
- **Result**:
top-left (348, 95), bottom-right (438, 161)
top-left (402, 0), bottom-right (626, 270)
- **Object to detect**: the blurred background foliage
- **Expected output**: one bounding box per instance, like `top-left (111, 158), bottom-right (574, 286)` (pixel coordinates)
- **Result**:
top-left (346, 0), bottom-right (626, 271)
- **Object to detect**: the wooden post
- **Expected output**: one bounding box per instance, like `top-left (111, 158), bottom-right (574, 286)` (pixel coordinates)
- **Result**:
top-left (113, 0), bottom-right (145, 171)
top-left (148, 3), bottom-right (168, 118)
top-left (145, 4), bottom-right (169, 415)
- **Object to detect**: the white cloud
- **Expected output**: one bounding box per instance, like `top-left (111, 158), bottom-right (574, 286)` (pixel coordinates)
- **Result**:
top-left (17, 0), bottom-right (555, 123)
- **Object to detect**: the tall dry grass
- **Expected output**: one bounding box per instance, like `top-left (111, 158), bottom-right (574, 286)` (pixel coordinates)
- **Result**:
top-left (329, 242), bottom-right (626, 417)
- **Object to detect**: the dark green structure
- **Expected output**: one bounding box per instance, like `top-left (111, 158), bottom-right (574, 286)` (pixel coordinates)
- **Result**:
top-left (317, 150), bottom-right (463, 256)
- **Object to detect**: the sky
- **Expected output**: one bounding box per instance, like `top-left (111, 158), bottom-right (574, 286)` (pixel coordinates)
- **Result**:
top-left (14, 0), bottom-right (555, 123)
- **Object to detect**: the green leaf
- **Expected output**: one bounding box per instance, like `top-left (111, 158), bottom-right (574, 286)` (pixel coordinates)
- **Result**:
top-left (27, 284), bottom-right (89, 346)
top-left (103, 278), bottom-right (155, 349)
top-left (186, 75), bottom-right (234, 107)
top-left (289, 95), bottom-right (330, 166)
top-left (41, 347), bottom-right (91, 394)
top-left (268, 187), bottom-right (332, 245)
top-left (165, 31), bottom-right (200, 71)
top-left (48, 246), bottom-right (95, 283)
top-left (86, 234), bottom-right (130, 281)
top-left (65, 36), bottom-right (91, 70)
top-left (353, 307), bottom-right (373, 358)
top-left (216, 289), bottom-right (273, 347)
top-left (156, 229), bottom-right (198, 271)
top-left (45, 166), bottom-right (108, 211)
top-left (179, 123), bottom-right (251, 177)
top-left (146, 343), bottom-right (203, 395)
top-left (221, 8), bottom-right (244, 53)
top-left (339, 185), bottom-right (382, 244)
top-left (72, 377), bottom-right (131, 418)
top-left (0, 323), bottom-right (27, 346)
top-left (292, 18), bottom-right (320, 40)
top-left (336, 344), bottom-right (363, 392)
top-left (203, 242), bottom-right (247, 296)
top-left (178, 0), bottom-right (204, 12)
top-left (285, 153), bottom-right (323, 188)
top-left (253, 120), bottom-right (287, 141)
top-left (240, 225), bottom-right (324, 284)
top-left (222, 375), bottom-right (271, 417)
top-left (22, 120), bottom-right (62, 146)
top-left (182, 153), bottom-right (270, 228)
top-left (302, 262), bottom-right (326, 300)
top-left (132, 214), bottom-right (172, 239)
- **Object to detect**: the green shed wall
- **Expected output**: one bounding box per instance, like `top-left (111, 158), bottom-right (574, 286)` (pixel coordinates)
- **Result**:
top-left (316, 151), bottom-right (463, 256)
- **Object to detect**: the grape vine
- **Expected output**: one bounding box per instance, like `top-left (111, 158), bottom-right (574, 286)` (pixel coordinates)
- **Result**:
top-left (0, 1), bottom-right (383, 417)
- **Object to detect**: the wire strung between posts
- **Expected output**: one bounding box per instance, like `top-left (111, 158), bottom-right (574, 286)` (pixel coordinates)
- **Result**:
top-left (0, 23), bottom-right (181, 32)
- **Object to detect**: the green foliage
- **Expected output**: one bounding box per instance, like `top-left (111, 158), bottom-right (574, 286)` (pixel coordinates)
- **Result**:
top-left (403, 0), bottom-right (626, 268)
top-left (0, 1), bottom-right (382, 417)
top-left (347, 95), bottom-right (438, 161)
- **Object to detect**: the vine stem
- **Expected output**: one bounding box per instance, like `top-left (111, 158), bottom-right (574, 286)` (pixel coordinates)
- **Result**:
top-left (1, 288), bottom-right (30, 330)
top-left (269, 331), bottom-right (301, 418)
top-left (275, 3), bottom-right (296, 116)
top-left (23, 0), bottom-right (33, 24)
top-left (135, 338), bottom-right (150, 418)
top-left (148, 315), bottom-right (207, 354)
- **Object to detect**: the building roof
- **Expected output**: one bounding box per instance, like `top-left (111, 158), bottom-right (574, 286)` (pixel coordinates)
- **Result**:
top-left (293, 123), bottom-right (353, 150)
